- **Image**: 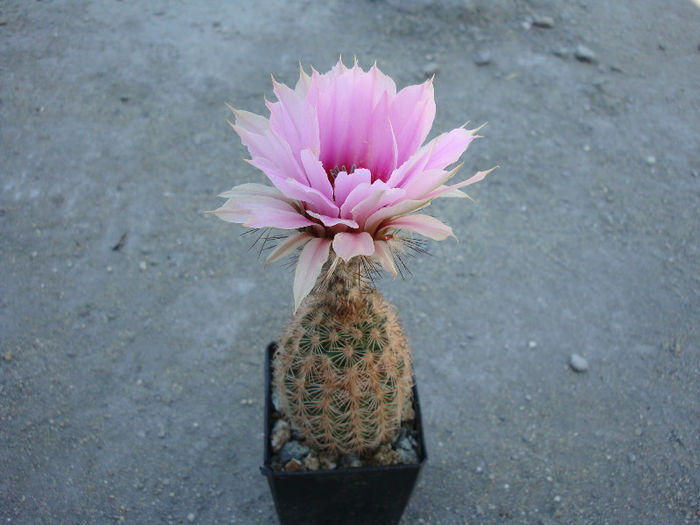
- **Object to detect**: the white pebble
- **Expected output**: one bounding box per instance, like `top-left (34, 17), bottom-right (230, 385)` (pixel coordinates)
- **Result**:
top-left (569, 353), bottom-right (589, 372)
top-left (575, 45), bottom-right (596, 62)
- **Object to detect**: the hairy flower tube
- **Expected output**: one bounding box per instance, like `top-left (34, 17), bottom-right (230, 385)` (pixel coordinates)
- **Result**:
top-left (213, 59), bottom-right (493, 309)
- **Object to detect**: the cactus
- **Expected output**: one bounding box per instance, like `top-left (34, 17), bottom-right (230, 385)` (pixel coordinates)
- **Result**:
top-left (212, 58), bottom-right (492, 459)
top-left (273, 259), bottom-right (413, 455)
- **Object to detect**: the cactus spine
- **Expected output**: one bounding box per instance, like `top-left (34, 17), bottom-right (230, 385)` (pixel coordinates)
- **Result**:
top-left (273, 259), bottom-right (413, 455)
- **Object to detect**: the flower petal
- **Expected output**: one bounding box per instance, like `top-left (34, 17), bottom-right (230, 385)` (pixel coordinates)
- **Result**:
top-left (333, 168), bottom-right (372, 206)
top-left (390, 80), bottom-right (435, 166)
top-left (232, 120), bottom-right (308, 186)
top-left (398, 168), bottom-right (452, 201)
top-left (339, 179), bottom-right (404, 226)
top-left (306, 210), bottom-right (359, 228)
top-left (243, 208), bottom-right (316, 229)
top-left (388, 129), bottom-right (474, 189)
top-left (350, 186), bottom-right (405, 228)
top-left (295, 63), bottom-right (313, 96)
top-left (294, 237), bottom-right (332, 311)
top-left (372, 240), bottom-right (397, 277)
top-left (381, 214), bottom-right (455, 240)
top-left (266, 232), bottom-right (313, 265)
top-left (210, 188), bottom-right (315, 230)
top-left (315, 61), bottom-right (397, 180)
top-left (268, 78), bottom-right (320, 156)
top-left (227, 106), bottom-right (269, 135)
top-left (281, 178), bottom-right (339, 217)
top-left (212, 201), bottom-right (315, 229)
top-left (300, 149), bottom-right (333, 201)
top-left (339, 182), bottom-right (374, 218)
top-left (364, 91), bottom-right (398, 181)
top-left (363, 198), bottom-right (431, 235)
top-left (423, 128), bottom-right (474, 171)
top-left (332, 232), bottom-right (375, 263)
top-left (424, 167), bottom-right (497, 200)
top-left (217, 182), bottom-right (290, 201)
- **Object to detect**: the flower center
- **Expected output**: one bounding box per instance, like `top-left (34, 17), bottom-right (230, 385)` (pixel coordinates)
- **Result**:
top-left (328, 164), bottom-right (357, 180)
top-left (327, 164), bottom-right (357, 189)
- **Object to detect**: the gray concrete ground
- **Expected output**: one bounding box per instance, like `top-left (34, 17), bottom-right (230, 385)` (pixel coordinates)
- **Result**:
top-left (1, 1), bottom-right (699, 523)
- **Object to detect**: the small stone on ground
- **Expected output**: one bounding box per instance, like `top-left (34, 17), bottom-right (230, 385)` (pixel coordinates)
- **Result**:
top-left (575, 45), bottom-right (596, 62)
top-left (569, 353), bottom-right (589, 372)
top-left (474, 50), bottom-right (491, 66)
top-left (533, 16), bottom-right (555, 28)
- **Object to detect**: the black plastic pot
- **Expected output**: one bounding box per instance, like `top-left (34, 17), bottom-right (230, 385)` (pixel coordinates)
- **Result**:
top-left (261, 342), bottom-right (427, 525)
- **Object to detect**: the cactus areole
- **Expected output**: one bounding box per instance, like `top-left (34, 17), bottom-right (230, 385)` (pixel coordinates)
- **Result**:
top-left (212, 58), bottom-right (492, 457)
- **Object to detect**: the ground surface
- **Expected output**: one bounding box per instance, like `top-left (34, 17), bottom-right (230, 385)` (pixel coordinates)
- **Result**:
top-left (1, 1), bottom-right (699, 523)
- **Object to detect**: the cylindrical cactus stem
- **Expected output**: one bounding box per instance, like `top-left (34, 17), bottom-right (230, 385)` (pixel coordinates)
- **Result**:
top-left (273, 258), bottom-right (414, 456)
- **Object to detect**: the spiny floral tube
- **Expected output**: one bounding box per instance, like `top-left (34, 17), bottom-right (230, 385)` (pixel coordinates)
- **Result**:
top-left (212, 58), bottom-right (493, 311)
top-left (212, 59), bottom-right (492, 455)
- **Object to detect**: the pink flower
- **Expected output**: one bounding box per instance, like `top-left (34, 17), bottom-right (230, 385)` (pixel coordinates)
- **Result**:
top-left (213, 59), bottom-right (493, 309)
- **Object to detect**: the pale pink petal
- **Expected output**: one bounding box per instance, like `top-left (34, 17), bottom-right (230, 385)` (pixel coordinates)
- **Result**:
top-left (333, 168), bottom-right (371, 206)
top-left (326, 58), bottom-right (349, 79)
top-left (294, 63), bottom-right (313, 96)
top-left (390, 80), bottom-right (435, 166)
top-left (385, 140), bottom-right (433, 188)
top-left (387, 129), bottom-right (474, 189)
top-left (211, 196), bottom-right (315, 229)
top-left (315, 61), bottom-right (397, 179)
top-left (244, 208), bottom-right (316, 229)
top-left (211, 187), bottom-right (314, 230)
top-left (214, 188), bottom-right (298, 213)
top-left (294, 237), bottom-right (332, 311)
top-left (400, 164), bottom-right (462, 201)
top-left (340, 181), bottom-right (404, 227)
top-left (332, 232), bottom-right (375, 263)
top-left (381, 214), bottom-right (455, 240)
top-left (339, 182), bottom-right (375, 218)
top-left (232, 124), bottom-right (308, 185)
top-left (300, 149), bottom-right (333, 200)
top-left (247, 157), bottom-right (292, 191)
top-left (423, 128), bottom-right (474, 171)
top-left (372, 240), bottom-right (397, 277)
top-left (268, 78), bottom-right (319, 156)
top-left (363, 91), bottom-right (398, 181)
top-left (436, 187), bottom-right (472, 199)
top-left (313, 69), bottom-right (348, 171)
top-left (364, 198), bottom-right (431, 235)
top-left (266, 232), bottom-right (313, 265)
top-left (306, 210), bottom-right (359, 228)
top-left (227, 107), bottom-right (269, 135)
top-left (367, 62), bottom-right (397, 101)
top-left (423, 167), bottom-right (496, 200)
top-left (217, 182), bottom-right (290, 201)
top-left (281, 178), bottom-right (339, 217)
top-left (350, 186), bottom-right (405, 228)
top-left (209, 206), bottom-right (248, 223)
